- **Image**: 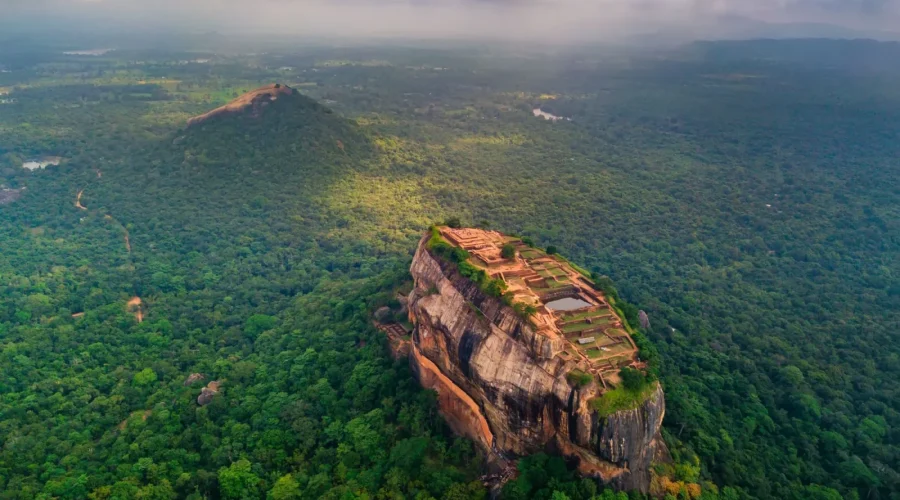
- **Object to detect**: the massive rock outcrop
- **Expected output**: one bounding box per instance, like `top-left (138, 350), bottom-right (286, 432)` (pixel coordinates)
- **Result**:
top-left (404, 233), bottom-right (667, 492)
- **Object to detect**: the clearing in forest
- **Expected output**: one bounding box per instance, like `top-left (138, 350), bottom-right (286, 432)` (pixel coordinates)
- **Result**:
top-left (75, 190), bottom-right (87, 210)
top-left (127, 296), bottom-right (144, 322)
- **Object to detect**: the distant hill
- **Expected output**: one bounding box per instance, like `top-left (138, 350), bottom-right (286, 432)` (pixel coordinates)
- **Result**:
top-left (707, 16), bottom-right (900, 41)
top-left (688, 38), bottom-right (900, 73)
top-left (624, 17), bottom-right (900, 47)
top-left (176, 83), bottom-right (368, 176)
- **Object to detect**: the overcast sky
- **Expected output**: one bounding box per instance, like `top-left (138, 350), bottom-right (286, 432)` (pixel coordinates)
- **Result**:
top-left (6, 0), bottom-right (900, 42)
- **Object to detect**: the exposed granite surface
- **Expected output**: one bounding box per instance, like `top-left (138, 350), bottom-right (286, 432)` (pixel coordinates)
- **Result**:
top-left (404, 233), bottom-right (667, 492)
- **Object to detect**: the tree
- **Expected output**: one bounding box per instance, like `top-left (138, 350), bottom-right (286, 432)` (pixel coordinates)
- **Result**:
top-left (245, 314), bottom-right (277, 338)
top-left (133, 368), bottom-right (157, 387)
top-left (839, 457), bottom-right (879, 489)
top-left (135, 480), bottom-right (177, 499)
top-left (269, 474), bottom-right (301, 500)
top-left (802, 484), bottom-right (843, 500)
top-left (218, 459), bottom-right (261, 500)
top-left (546, 245), bottom-right (558, 255)
top-left (781, 365), bottom-right (804, 386)
top-left (442, 481), bottom-right (487, 500)
top-left (619, 367), bottom-right (646, 391)
top-left (24, 293), bottom-right (52, 316)
top-left (501, 244), bottom-right (516, 259)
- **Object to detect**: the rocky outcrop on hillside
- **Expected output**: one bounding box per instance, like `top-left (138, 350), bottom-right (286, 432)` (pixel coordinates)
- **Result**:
top-left (186, 84), bottom-right (295, 127)
top-left (197, 380), bottom-right (221, 406)
top-left (184, 373), bottom-right (205, 386)
top-left (639, 310), bottom-right (651, 330)
top-left (404, 234), bottom-right (667, 492)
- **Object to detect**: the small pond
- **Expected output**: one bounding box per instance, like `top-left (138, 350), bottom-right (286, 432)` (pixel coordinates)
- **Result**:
top-left (545, 297), bottom-right (593, 311)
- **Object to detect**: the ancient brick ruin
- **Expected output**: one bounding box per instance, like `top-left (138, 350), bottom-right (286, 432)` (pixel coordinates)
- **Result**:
top-left (439, 227), bottom-right (642, 388)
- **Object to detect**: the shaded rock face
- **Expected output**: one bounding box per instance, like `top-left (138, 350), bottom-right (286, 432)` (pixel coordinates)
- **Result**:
top-left (639, 310), bottom-right (651, 330)
top-left (406, 234), bottom-right (667, 492)
top-left (410, 343), bottom-right (495, 452)
top-left (197, 380), bottom-right (221, 406)
top-left (593, 384), bottom-right (666, 491)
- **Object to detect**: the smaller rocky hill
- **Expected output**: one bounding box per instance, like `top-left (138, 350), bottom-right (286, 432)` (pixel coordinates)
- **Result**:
top-left (175, 82), bottom-right (369, 178)
top-left (186, 84), bottom-right (295, 127)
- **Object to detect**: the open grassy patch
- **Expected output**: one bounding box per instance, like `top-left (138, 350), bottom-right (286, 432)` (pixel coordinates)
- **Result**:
top-left (562, 321), bottom-right (602, 334)
top-left (590, 382), bottom-right (657, 418)
top-left (594, 335), bottom-right (618, 347)
top-left (545, 266), bottom-right (567, 276)
top-left (560, 309), bottom-right (609, 322)
top-left (547, 278), bottom-right (571, 289)
top-left (560, 318), bottom-right (613, 333)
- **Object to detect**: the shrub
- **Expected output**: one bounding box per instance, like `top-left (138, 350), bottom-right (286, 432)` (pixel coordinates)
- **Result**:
top-left (428, 228), bottom-right (470, 264)
top-left (631, 330), bottom-right (661, 375)
top-left (593, 275), bottom-right (619, 300)
top-left (133, 368), bottom-right (157, 387)
top-left (512, 302), bottom-right (538, 319)
top-left (566, 370), bottom-right (594, 387)
top-left (546, 245), bottom-right (558, 255)
top-left (620, 367), bottom-right (647, 391)
top-left (501, 244), bottom-right (516, 259)
top-left (482, 277), bottom-right (507, 298)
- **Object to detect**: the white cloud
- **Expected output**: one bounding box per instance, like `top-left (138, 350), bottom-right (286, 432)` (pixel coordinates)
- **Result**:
top-left (7, 0), bottom-right (900, 41)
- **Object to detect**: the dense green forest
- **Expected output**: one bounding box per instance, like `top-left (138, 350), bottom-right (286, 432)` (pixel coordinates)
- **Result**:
top-left (0, 37), bottom-right (898, 499)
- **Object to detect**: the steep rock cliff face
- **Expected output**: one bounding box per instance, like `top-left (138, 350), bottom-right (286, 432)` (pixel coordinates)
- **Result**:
top-left (406, 234), bottom-right (667, 492)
